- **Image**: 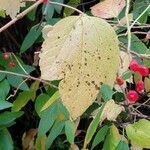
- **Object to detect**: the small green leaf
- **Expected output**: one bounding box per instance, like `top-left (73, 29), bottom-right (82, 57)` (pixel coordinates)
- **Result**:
top-left (119, 34), bottom-right (149, 54)
top-left (0, 79), bottom-right (10, 101)
top-left (0, 73), bottom-right (5, 81)
top-left (38, 103), bottom-right (57, 136)
top-left (35, 94), bottom-right (50, 116)
top-left (41, 91), bottom-right (60, 111)
top-left (0, 128), bottom-right (13, 150)
top-left (7, 75), bottom-right (29, 91)
top-left (100, 84), bottom-right (113, 101)
top-left (126, 119), bottom-right (150, 148)
top-left (20, 24), bottom-right (43, 53)
top-left (46, 121), bottom-right (65, 149)
top-left (11, 91), bottom-right (32, 112)
top-left (0, 101), bottom-right (13, 110)
top-left (53, 0), bottom-right (64, 14)
top-left (35, 135), bottom-right (47, 150)
top-left (116, 141), bottom-right (129, 150)
top-left (65, 120), bottom-right (75, 144)
top-left (0, 111), bottom-right (23, 126)
top-left (122, 70), bottom-right (132, 80)
top-left (91, 125), bottom-right (109, 150)
top-left (84, 104), bottom-right (105, 148)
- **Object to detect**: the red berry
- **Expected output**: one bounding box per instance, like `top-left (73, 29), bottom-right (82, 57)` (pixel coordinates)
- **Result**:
top-left (127, 90), bottom-right (139, 104)
top-left (129, 59), bottom-right (139, 72)
top-left (8, 62), bottom-right (16, 67)
top-left (43, 0), bottom-right (48, 3)
top-left (138, 66), bottom-right (149, 77)
top-left (36, 0), bottom-right (47, 3)
top-left (116, 76), bottom-right (124, 86)
top-left (2, 53), bottom-right (10, 59)
top-left (136, 81), bottom-right (144, 92)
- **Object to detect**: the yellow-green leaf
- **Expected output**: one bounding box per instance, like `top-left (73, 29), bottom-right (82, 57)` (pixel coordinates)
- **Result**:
top-left (101, 99), bottom-right (124, 121)
top-left (0, 0), bottom-right (25, 18)
top-left (126, 119), bottom-right (150, 149)
top-left (39, 15), bottom-right (119, 120)
top-left (103, 124), bottom-right (121, 150)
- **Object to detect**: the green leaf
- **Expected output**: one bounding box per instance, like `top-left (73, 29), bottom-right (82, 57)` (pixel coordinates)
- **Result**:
top-left (11, 91), bottom-right (32, 112)
top-left (35, 94), bottom-right (50, 116)
top-left (116, 141), bottom-right (129, 150)
top-left (7, 75), bottom-right (29, 91)
top-left (91, 125), bottom-right (109, 150)
top-left (53, 0), bottom-right (64, 14)
top-left (35, 135), bottom-right (47, 150)
top-left (38, 103), bottom-right (57, 136)
top-left (84, 104), bottom-right (105, 148)
top-left (0, 101), bottom-right (13, 110)
top-left (64, 0), bottom-right (80, 16)
top-left (0, 79), bottom-right (10, 101)
top-left (126, 119), bottom-right (150, 148)
top-left (119, 34), bottom-right (149, 54)
top-left (41, 91), bottom-right (60, 111)
top-left (0, 73), bottom-right (5, 81)
top-left (0, 111), bottom-right (23, 126)
top-left (46, 120), bottom-right (65, 149)
top-left (65, 120), bottom-right (75, 144)
top-left (42, 3), bottom-right (54, 21)
top-left (121, 70), bottom-right (132, 80)
top-left (26, 2), bottom-right (37, 21)
top-left (132, 0), bottom-right (150, 23)
top-left (103, 125), bottom-right (121, 150)
top-left (0, 10), bottom-right (5, 17)
top-left (20, 24), bottom-right (43, 53)
top-left (0, 128), bottom-right (13, 150)
top-left (100, 84), bottom-right (113, 101)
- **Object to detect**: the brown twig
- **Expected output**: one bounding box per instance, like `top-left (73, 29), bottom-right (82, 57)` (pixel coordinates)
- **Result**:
top-left (0, 0), bottom-right (43, 33)
top-left (0, 69), bottom-right (58, 89)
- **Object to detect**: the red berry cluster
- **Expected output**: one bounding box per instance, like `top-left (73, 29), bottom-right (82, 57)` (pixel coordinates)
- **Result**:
top-left (2, 52), bottom-right (16, 67)
top-left (129, 59), bottom-right (149, 76)
top-left (126, 59), bottom-right (149, 104)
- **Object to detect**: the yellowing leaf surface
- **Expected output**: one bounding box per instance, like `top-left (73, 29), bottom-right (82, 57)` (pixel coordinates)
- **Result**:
top-left (91, 0), bottom-right (126, 19)
top-left (39, 15), bottom-right (119, 120)
top-left (101, 99), bottom-right (124, 121)
top-left (0, 0), bottom-right (25, 18)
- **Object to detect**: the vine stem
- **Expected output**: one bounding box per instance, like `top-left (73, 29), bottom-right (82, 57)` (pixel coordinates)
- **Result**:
top-left (125, 0), bottom-right (131, 54)
top-left (0, 0), bottom-right (43, 33)
top-left (0, 70), bottom-right (58, 89)
top-left (48, 1), bottom-right (84, 15)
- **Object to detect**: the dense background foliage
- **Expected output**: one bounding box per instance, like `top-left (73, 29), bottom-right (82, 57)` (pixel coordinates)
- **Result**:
top-left (0, 0), bottom-right (150, 149)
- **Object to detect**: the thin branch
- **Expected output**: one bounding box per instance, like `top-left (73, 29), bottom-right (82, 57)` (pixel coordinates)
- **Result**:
top-left (49, 1), bottom-right (84, 15)
top-left (0, 0), bottom-right (43, 33)
top-left (0, 69), bottom-right (58, 89)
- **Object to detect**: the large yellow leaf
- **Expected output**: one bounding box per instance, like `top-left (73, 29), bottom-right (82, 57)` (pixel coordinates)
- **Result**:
top-left (0, 0), bottom-right (25, 18)
top-left (39, 15), bottom-right (119, 120)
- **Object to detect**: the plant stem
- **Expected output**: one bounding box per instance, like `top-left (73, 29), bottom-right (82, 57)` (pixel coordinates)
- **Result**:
top-left (49, 1), bottom-right (84, 15)
top-left (125, 0), bottom-right (131, 54)
top-left (0, 70), bottom-right (58, 89)
top-left (0, 0), bottom-right (43, 33)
